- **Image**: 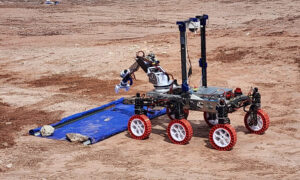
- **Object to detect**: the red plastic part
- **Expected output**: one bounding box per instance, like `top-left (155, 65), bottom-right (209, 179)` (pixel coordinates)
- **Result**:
top-left (203, 112), bottom-right (217, 127)
top-left (225, 91), bottom-right (234, 100)
top-left (167, 119), bottom-right (193, 145)
top-left (235, 87), bottom-right (242, 94)
top-left (244, 109), bottom-right (270, 134)
top-left (128, 114), bottom-right (152, 140)
top-left (209, 124), bottom-right (237, 151)
top-left (166, 108), bottom-right (189, 120)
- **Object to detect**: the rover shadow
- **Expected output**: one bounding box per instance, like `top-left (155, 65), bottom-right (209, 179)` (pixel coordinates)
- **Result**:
top-left (204, 139), bottom-right (213, 149)
top-left (235, 125), bottom-right (250, 134)
top-left (189, 119), bottom-right (210, 138)
top-left (150, 115), bottom-right (172, 143)
top-left (188, 118), bottom-right (213, 148)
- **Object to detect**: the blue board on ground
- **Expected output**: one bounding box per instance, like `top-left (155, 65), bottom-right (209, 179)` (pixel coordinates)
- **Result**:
top-left (29, 98), bottom-right (166, 144)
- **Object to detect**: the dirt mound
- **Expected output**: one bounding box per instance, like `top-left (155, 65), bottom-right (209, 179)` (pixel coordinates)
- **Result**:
top-left (211, 47), bottom-right (251, 62)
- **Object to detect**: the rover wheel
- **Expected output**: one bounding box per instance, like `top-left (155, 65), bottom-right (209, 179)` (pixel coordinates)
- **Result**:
top-left (166, 108), bottom-right (189, 120)
top-left (203, 112), bottom-right (218, 127)
top-left (244, 109), bottom-right (270, 134)
top-left (209, 124), bottom-right (237, 151)
top-left (167, 119), bottom-right (193, 145)
top-left (128, 114), bottom-right (152, 140)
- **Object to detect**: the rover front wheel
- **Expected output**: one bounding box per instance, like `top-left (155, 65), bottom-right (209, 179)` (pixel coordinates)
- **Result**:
top-left (167, 119), bottom-right (193, 145)
top-left (209, 124), bottom-right (237, 151)
top-left (244, 109), bottom-right (270, 134)
top-left (128, 114), bottom-right (152, 140)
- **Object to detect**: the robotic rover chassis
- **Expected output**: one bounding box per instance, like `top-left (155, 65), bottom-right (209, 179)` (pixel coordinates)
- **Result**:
top-left (115, 15), bottom-right (270, 151)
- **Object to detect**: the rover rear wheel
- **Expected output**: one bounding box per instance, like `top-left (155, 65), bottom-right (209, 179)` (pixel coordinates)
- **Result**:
top-left (167, 119), bottom-right (193, 145)
top-left (128, 114), bottom-right (152, 140)
top-left (209, 124), bottom-right (237, 151)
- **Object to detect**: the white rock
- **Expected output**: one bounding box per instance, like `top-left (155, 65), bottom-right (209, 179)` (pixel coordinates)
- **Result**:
top-left (66, 133), bottom-right (89, 142)
top-left (40, 125), bottom-right (55, 137)
top-left (104, 117), bottom-right (111, 121)
top-left (6, 163), bottom-right (12, 168)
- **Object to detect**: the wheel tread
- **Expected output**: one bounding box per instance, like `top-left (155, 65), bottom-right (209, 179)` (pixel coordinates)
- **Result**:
top-left (209, 124), bottom-right (237, 151)
top-left (128, 114), bottom-right (152, 140)
top-left (244, 109), bottom-right (270, 134)
top-left (167, 119), bottom-right (193, 145)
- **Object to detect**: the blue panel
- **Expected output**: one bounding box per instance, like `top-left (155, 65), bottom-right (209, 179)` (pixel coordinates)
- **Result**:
top-left (29, 98), bottom-right (166, 144)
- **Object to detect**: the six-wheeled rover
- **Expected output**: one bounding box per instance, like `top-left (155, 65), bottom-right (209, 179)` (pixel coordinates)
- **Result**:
top-left (115, 15), bottom-right (270, 151)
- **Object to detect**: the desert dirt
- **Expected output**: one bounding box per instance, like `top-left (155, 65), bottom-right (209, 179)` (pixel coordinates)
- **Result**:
top-left (0, 0), bottom-right (299, 179)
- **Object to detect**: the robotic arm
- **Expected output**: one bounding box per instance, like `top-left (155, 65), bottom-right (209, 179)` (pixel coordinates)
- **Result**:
top-left (115, 68), bottom-right (133, 93)
top-left (115, 51), bottom-right (175, 93)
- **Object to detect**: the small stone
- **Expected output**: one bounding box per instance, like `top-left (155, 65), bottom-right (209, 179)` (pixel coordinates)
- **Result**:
top-left (1, 142), bottom-right (8, 147)
top-left (6, 163), bottom-right (12, 168)
top-left (40, 125), bottom-right (55, 137)
top-left (66, 133), bottom-right (89, 142)
top-left (104, 117), bottom-right (111, 122)
top-left (5, 122), bottom-right (12, 125)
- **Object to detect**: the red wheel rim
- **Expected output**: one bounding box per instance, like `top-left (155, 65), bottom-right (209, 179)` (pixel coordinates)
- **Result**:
top-left (167, 119), bottom-right (193, 145)
top-left (128, 114), bottom-right (152, 140)
top-left (209, 124), bottom-right (237, 151)
top-left (244, 109), bottom-right (270, 134)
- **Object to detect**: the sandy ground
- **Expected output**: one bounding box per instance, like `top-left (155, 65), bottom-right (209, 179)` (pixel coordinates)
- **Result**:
top-left (0, 0), bottom-right (299, 179)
